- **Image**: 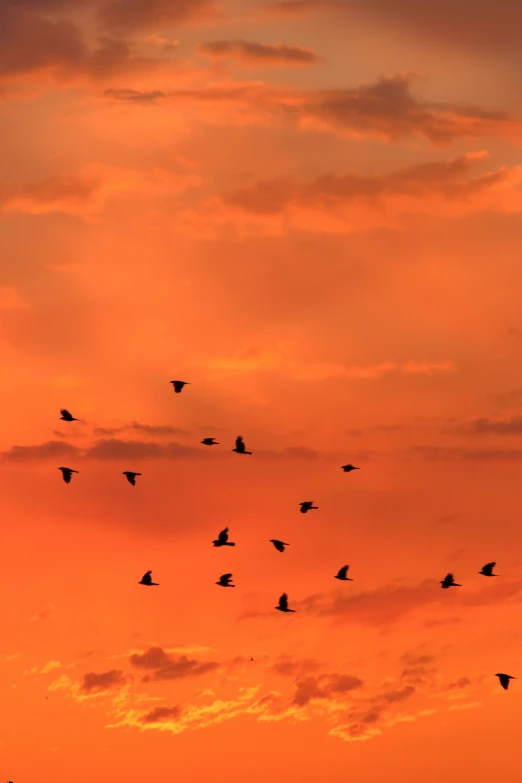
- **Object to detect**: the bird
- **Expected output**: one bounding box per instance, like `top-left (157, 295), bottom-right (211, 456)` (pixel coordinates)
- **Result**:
top-left (60, 408), bottom-right (79, 422)
top-left (201, 437), bottom-right (219, 446)
top-left (496, 673), bottom-right (516, 690)
top-left (335, 565), bottom-right (353, 581)
top-left (270, 539), bottom-right (289, 553)
top-left (122, 471), bottom-right (141, 486)
top-left (170, 380), bottom-right (189, 394)
top-left (58, 467), bottom-right (78, 484)
top-left (479, 562), bottom-right (497, 577)
top-left (213, 527), bottom-right (236, 547)
top-left (299, 501), bottom-right (318, 514)
top-left (232, 435), bottom-right (252, 455)
top-left (250, 656), bottom-right (254, 662)
top-left (440, 573), bottom-right (461, 589)
top-left (139, 570), bottom-right (159, 586)
top-left (216, 573), bottom-right (235, 587)
top-left (275, 593), bottom-right (295, 613)
top-left (341, 464), bottom-right (359, 473)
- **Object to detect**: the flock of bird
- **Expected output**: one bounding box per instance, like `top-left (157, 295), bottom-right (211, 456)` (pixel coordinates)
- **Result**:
top-left (55, 380), bottom-right (516, 692)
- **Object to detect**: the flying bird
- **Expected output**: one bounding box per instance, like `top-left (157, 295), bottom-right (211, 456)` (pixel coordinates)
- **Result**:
top-left (123, 471), bottom-right (141, 486)
top-left (139, 570), bottom-right (159, 586)
top-left (341, 464), bottom-right (359, 473)
top-left (216, 573), bottom-right (235, 587)
top-left (440, 573), bottom-right (461, 589)
top-left (479, 562), bottom-right (497, 577)
top-left (60, 408), bottom-right (79, 422)
top-left (201, 437), bottom-right (219, 446)
top-left (270, 539), bottom-right (289, 553)
top-left (275, 593), bottom-right (295, 613)
top-left (335, 565), bottom-right (353, 581)
top-left (496, 673), bottom-right (516, 690)
top-left (232, 436), bottom-right (252, 455)
top-left (213, 527), bottom-right (236, 547)
top-left (299, 501), bottom-right (318, 514)
top-left (170, 380), bottom-right (190, 394)
top-left (58, 467), bottom-right (78, 484)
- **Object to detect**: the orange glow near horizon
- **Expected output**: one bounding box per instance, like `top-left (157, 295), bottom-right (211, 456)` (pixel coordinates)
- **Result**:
top-left (1, 1), bottom-right (522, 781)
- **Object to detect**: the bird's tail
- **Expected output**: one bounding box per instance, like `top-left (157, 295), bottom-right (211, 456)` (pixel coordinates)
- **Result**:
top-left (225, 542), bottom-right (236, 546)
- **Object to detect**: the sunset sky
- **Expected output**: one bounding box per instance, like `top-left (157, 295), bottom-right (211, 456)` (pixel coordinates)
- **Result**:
top-left (1, 1), bottom-right (522, 780)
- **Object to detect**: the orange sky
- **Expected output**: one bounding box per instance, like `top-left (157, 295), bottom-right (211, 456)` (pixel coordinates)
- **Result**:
top-left (1, 1), bottom-right (522, 780)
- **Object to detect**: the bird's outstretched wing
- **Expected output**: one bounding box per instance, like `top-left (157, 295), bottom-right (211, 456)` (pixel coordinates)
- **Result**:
top-left (484, 561), bottom-right (496, 571)
top-left (60, 408), bottom-right (71, 417)
top-left (218, 527), bottom-right (229, 543)
top-left (222, 573), bottom-right (233, 579)
top-left (235, 436), bottom-right (244, 450)
top-left (279, 593), bottom-right (288, 610)
top-left (337, 565), bottom-right (348, 578)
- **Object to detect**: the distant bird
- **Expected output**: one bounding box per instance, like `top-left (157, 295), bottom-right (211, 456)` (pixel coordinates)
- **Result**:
top-left (213, 527), bottom-right (235, 547)
top-left (270, 539), bottom-right (289, 553)
top-left (479, 562), bottom-right (497, 577)
top-left (335, 565), bottom-right (353, 581)
top-left (250, 656), bottom-right (254, 662)
top-left (496, 673), bottom-right (516, 690)
top-left (201, 437), bottom-right (219, 446)
top-left (341, 464), bottom-right (359, 473)
top-left (232, 435), bottom-right (252, 455)
top-left (139, 570), bottom-right (159, 586)
top-left (60, 408), bottom-right (79, 422)
top-left (123, 471), bottom-right (141, 486)
top-left (275, 593), bottom-right (295, 613)
top-left (170, 380), bottom-right (189, 394)
top-left (440, 573), bottom-right (461, 589)
top-left (58, 467), bottom-right (78, 484)
top-left (299, 501), bottom-right (318, 514)
top-left (216, 573), bottom-right (235, 587)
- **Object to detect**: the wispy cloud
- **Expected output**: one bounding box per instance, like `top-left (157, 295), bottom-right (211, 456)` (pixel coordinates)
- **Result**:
top-left (199, 39), bottom-right (321, 67)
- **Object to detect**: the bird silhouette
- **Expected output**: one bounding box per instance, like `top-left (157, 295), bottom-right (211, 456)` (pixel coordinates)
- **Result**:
top-left (139, 570), bottom-right (159, 586)
top-left (201, 437), bottom-right (219, 446)
top-left (496, 673), bottom-right (516, 690)
top-left (60, 408), bottom-right (79, 422)
top-left (270, 539), bottom-right (289, 553)
top-left (213, 527), bottom-right (235, 547)
top-left (440, 573), bottom-right (461, 589)
top-left (335, 565), bottom-right (353, 581)
top-left (341, 464), bottom-right (359, 472)
top-left (58, 467), bottom-right (78, 484)
top-left (232, 436), bottom-right (252, 455)
top-left (299, 501), bottom-right (318, 513)
top-left (123, 471), bottom-right (141, 486)
top-left (479, 562), bottom-right (497, 577)
top-left (250, 656), bottom-right (254, 661)
top-left (170, 380), bottom-right (189, 394)
top-left (216, 573), bottom-right (235, 587)
top-left (275, 592), bottom-right (295, 613)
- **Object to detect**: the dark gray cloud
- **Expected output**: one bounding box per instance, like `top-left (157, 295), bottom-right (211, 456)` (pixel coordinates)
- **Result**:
top-left (129, 647), bottom-right (220, 682)
top-left (141, 705), bottom-right (183, 724)
top-left (104, 73), bottom-right (517, 147)
top-left (92, 422), bottom-right (188, 437)
top-left (470, 416), bottom-right (522, 435)
top-left (81, 669), bottom-right (127, 694)
top-left (199, 39), bottom-right (320, 66)
top-left (0, 440), bottom-right (81, 460)
top-left (293, 672), bottom-right (364, 706)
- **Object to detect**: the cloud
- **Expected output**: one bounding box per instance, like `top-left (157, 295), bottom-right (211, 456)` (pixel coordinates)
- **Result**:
top-left (0, 440), bottom-right (81, 461)
top-left (199, 39), bottom-right (320, 67)
top-left (141, 705), bottom-right (183, 724)
top-left (264, 1), bottom-right (350, 16)
top-left (300, 578), bottom-right (522, 627)
top-left (270, 655), bottom-right (322, 677)
top-left (129, 647), bottom-right (220, 682)
top-left (81, 669), bottom-right (127, 694)
top-left (293, 673), bottom-right (364, 706)
top-left (0, 163), bottom-right (202, 218)
top-left (97, 0), bottom-right (213, 33)
top-left (105, 73), bottom-right (522, 147)
top-left (411, 445), bottom-right (522, 462)
top-left (92, 422), bottom-right (188, 437)
top-left (214, 152), bottom-right (522, 233)
top-left (470, 416), bottom-right (522, 435)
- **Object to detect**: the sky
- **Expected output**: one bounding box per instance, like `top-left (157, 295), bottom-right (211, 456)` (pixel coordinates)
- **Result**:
top-left (1, 0), bottom-right (522, 780)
